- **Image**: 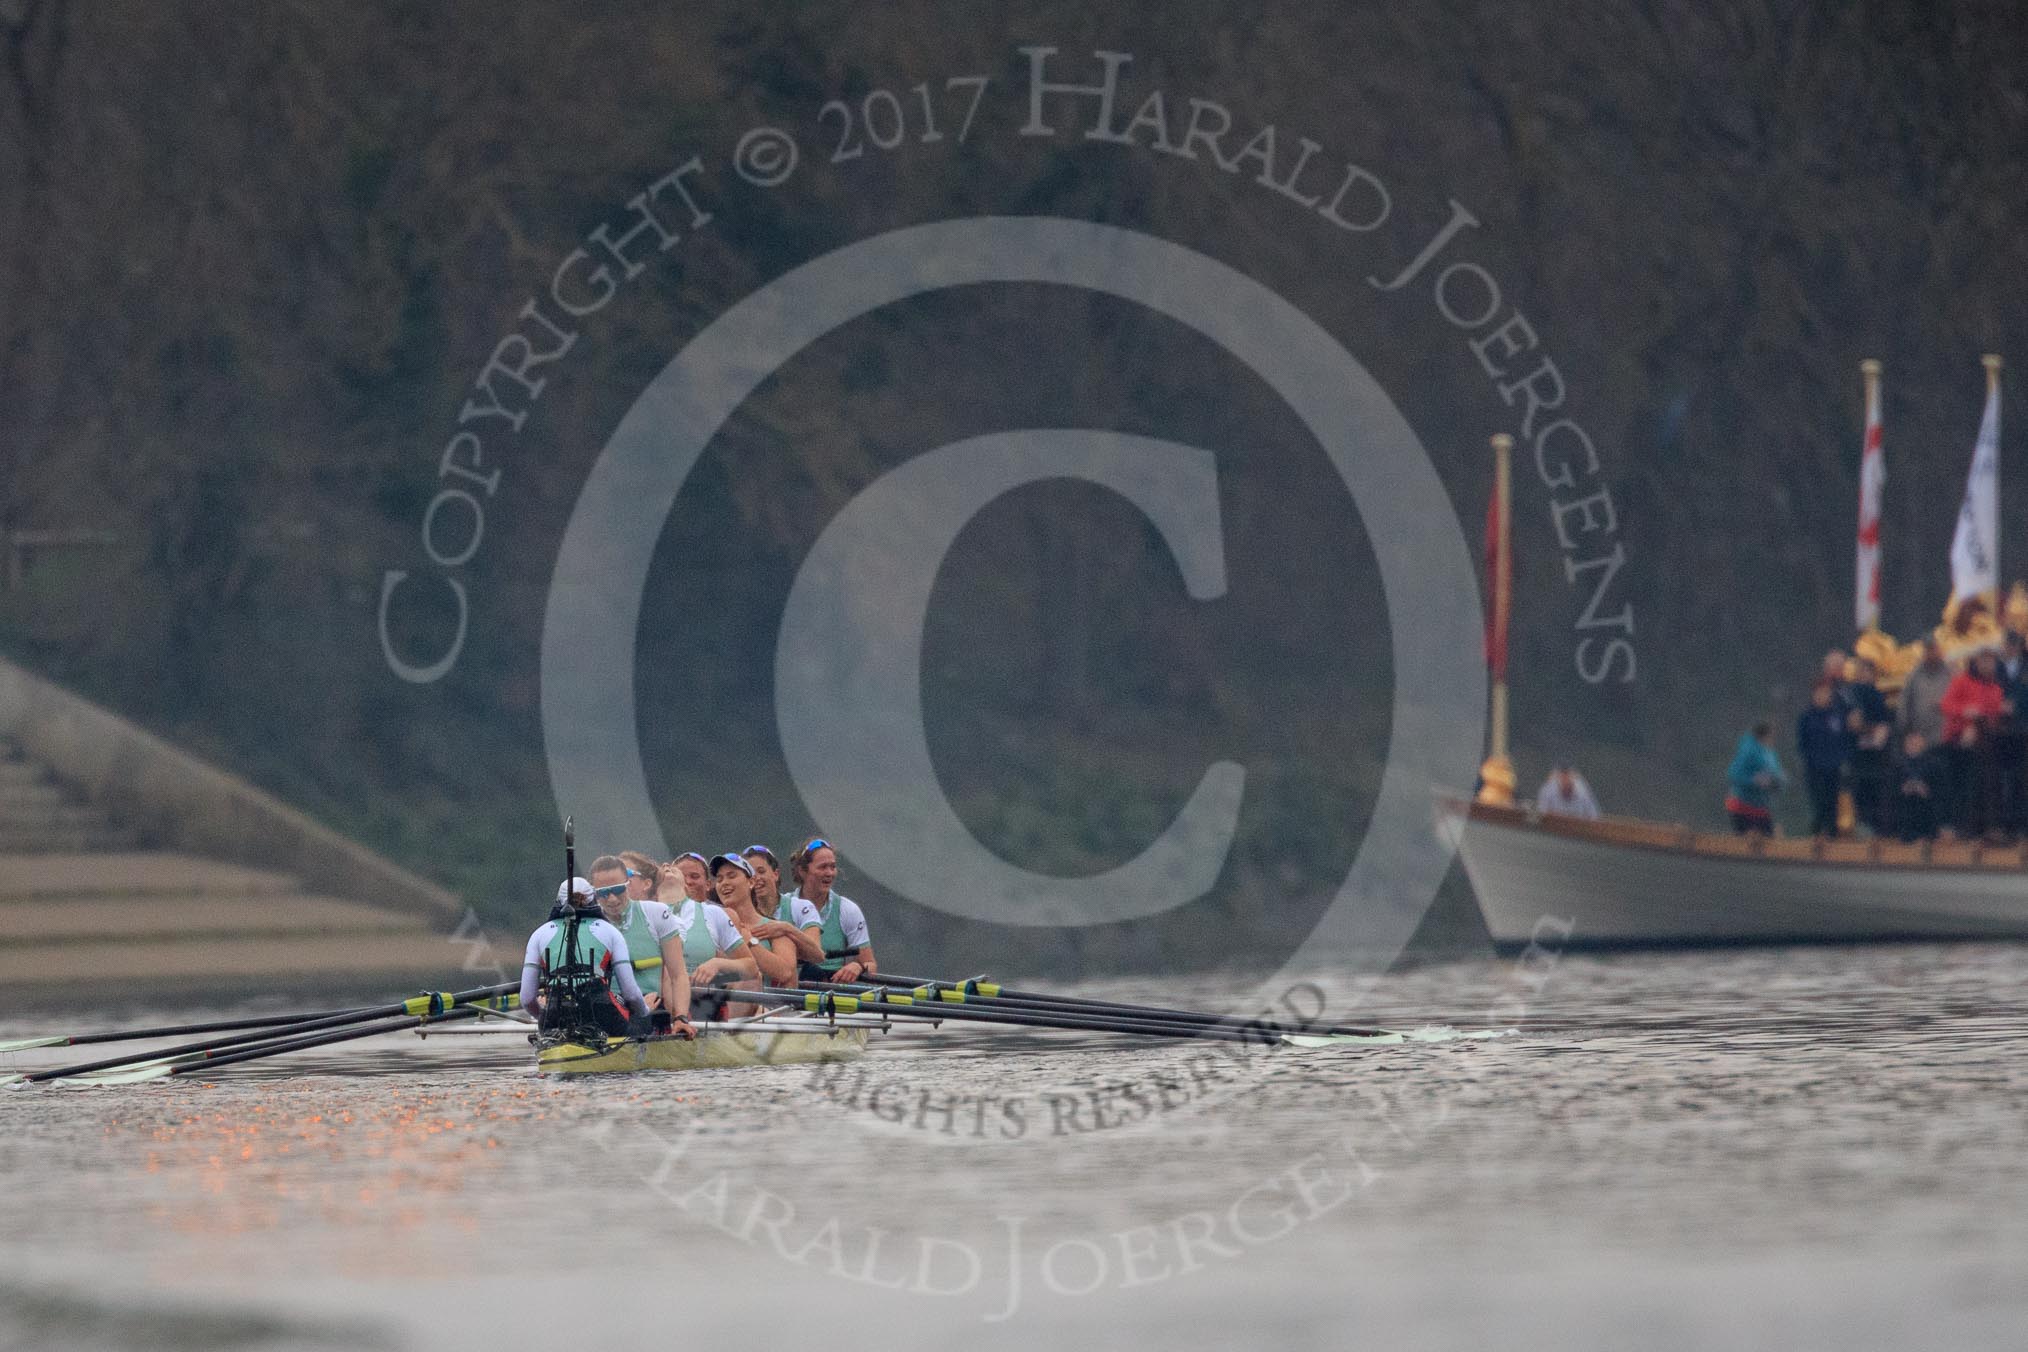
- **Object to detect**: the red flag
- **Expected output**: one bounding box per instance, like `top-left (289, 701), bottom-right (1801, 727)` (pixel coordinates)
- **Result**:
top-left (1484, 490), bottom-right (1509, 681)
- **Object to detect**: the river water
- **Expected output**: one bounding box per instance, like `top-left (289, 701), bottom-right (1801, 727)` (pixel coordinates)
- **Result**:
top-left (3, 942), bottom-right (2026, 1350)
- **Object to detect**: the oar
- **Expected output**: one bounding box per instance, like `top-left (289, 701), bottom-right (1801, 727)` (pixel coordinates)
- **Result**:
top-left (64, 997), bottom-right (515, 1082)
top-left (73, 1007), bottom-right (488, 1086)
top-left (0, 1005), bottom-right (380, 1055)
top-left (4, 983), bottom-right (517, 1086)
top-left (862, 972), bottom-right (1391, 1038)
top-left (819, 982), bottom-right (1345, 1044)
top-left (745, 984), bottom-right (1378, 1047)
top-left (796, 984), bottom-right (1365, 1046)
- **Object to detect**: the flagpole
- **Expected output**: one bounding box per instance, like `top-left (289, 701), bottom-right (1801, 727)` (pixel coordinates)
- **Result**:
top-left (1988, 353), bottom-right (2004, 598)
top-left (1477, 432), bottom-right (1515, 806)
top-left (1856, 359), bottom-right (1883, 636)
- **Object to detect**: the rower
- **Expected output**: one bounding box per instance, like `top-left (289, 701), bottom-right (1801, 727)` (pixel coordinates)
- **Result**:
top-left (742, 843), bottom-right (827, 971)
top-left (784, 838), bottom-right (876, 985)
top-left (587, 853), bottom-right (696, 1038)
top-left (655, 855), bottom-right (756, 1019)
top-left (702, 852), bottom-right (800, 1016)
top-left (672, 851), bottom-right (712, 904)
top-left (520, 877), bottom-right (653, 1039)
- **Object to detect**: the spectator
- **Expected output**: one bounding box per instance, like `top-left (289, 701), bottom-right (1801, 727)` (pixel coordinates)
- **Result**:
top-left (1824, 647), bottom-right (1860, 720)
top-left (1796, 680), bottom-right (1853, 837)
top-left (2002, 630), bottom-right (2028, 687)
top-left (1845, 657), bottom-right (1894, 834)
top-left (1893, 729), bottom-right (1941, 842)
top-left (1897, 638), bottom-right (1951, 748)
top-left (1536, 765), bottom-right (1601, 820)
top-left (1940, 649), bottom-right (2008, 838)
top-left (1997, 633), bottom-right (2028, 836)
top-left (1725, 721), bottom-right (1786, 836)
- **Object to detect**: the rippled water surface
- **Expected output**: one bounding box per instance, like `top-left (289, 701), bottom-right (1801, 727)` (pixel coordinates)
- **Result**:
top-left (4, 944), bottom-right (2027, 1350)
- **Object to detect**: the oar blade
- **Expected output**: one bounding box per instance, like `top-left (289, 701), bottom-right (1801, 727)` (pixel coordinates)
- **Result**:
top-left (1280, 1026), bottom-right (1513, 1049)
top-left (77, 1054), bottom-right (187, 1078)
top-left (54, 1064), bottom-right (174, 1087)
top-left (0, 1036), bottom-right (66, 1053)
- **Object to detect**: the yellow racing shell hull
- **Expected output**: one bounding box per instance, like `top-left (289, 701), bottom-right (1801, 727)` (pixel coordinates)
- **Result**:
top-left (535, 1022), bottom-right (870, 1075)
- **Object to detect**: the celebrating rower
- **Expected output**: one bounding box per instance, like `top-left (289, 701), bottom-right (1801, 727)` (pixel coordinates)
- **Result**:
top-left (785, 837), bottom-right (876, 984)
top-left (701, 852), bottom-right (799, 1016)
top-left (653, 853), bottom-right (754, 1018)
top-left (584, 853), bottom-right (695, 1036)
top-left (742, 843), bottom-right (827, 970)
top-left (521, 877), bottom-right (653, 1037)
top-left (671, 851), bottom-right (712, 904)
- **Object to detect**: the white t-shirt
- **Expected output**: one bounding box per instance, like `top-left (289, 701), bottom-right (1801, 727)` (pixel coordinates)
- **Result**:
top-left (622, 900), bottom-right (685, 944)
top-left (788, 891), bottom-right (871, 949)
top-left (777, 894), bottom-right (822, 929)
top-left (519, 916), bottom-right (646, 1010)
top-left (834, 896), bottom-right (871, 949)
top-left (669, 899), bottom-right (744, 954)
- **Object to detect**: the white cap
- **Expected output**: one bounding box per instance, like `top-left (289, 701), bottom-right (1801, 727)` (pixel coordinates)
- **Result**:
top-left (556, 876), bottom-right (594, 905)
top-left (708, 852), bottom-right (755, 878)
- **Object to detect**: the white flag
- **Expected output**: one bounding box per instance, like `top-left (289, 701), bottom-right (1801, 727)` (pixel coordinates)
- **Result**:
top-left (1855, 373), bottom-right (1884, 632)
top-left (1950, 372), bottom-right (2001, 608)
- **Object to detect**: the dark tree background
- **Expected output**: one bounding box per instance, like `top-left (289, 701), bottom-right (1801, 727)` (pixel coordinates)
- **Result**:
top-left (2, 0), bottom-right (2023, 972)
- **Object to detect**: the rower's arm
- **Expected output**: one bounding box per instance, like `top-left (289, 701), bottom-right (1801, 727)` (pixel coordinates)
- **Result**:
top-left (611, 960), bottom-right (651, 1019)
top-left (659, 935), bottom-right (692, 1021)
top-left (694, 950), bottom-right (760, 984)
top-left (781, 924), bottom-right (825, 964)
top-left (749, 939), bottom-right (798, 986)
top-left (518, 964), bottom-right (541, 1019)
top-left (834, 902), bottom-right (875, 979)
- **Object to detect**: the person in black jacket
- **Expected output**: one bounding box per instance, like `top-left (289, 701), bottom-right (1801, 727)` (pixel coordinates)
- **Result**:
top-left (1894, 729), bottom-right (1942, 842)
top-left (1844, 657), bottom-right (1894, 835)
top-left (1796, 679), bottom-right (1853, 837)
top-left (1996, 632), bottom-right (2028, 837)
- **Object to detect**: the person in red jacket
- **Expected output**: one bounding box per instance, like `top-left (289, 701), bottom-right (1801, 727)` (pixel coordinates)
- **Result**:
top-left (1940, 650), bottom-right (2011, 838)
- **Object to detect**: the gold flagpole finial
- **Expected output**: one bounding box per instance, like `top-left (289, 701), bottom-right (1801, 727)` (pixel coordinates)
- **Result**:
top-left (1860, 358), bottom-right (1882, 378)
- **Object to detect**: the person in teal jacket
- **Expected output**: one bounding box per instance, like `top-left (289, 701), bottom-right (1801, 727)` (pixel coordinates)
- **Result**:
top-left (1725, 721), bottom-right (1787, 835)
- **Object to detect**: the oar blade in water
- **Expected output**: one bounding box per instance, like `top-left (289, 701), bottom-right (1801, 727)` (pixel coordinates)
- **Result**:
top-left (55, 1065), bottom-right (174, 1087)
top-left (1280, 1026), bottom-right (1515, 1049)
top-left (1282, 1031), bottom-right (1405, 1048)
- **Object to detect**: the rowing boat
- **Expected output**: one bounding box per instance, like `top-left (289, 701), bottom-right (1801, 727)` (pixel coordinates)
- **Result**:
top-left (534, 1020), bottom-right (872, 1075)
top-left (1443, 795), bottom-right (2028, 948)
